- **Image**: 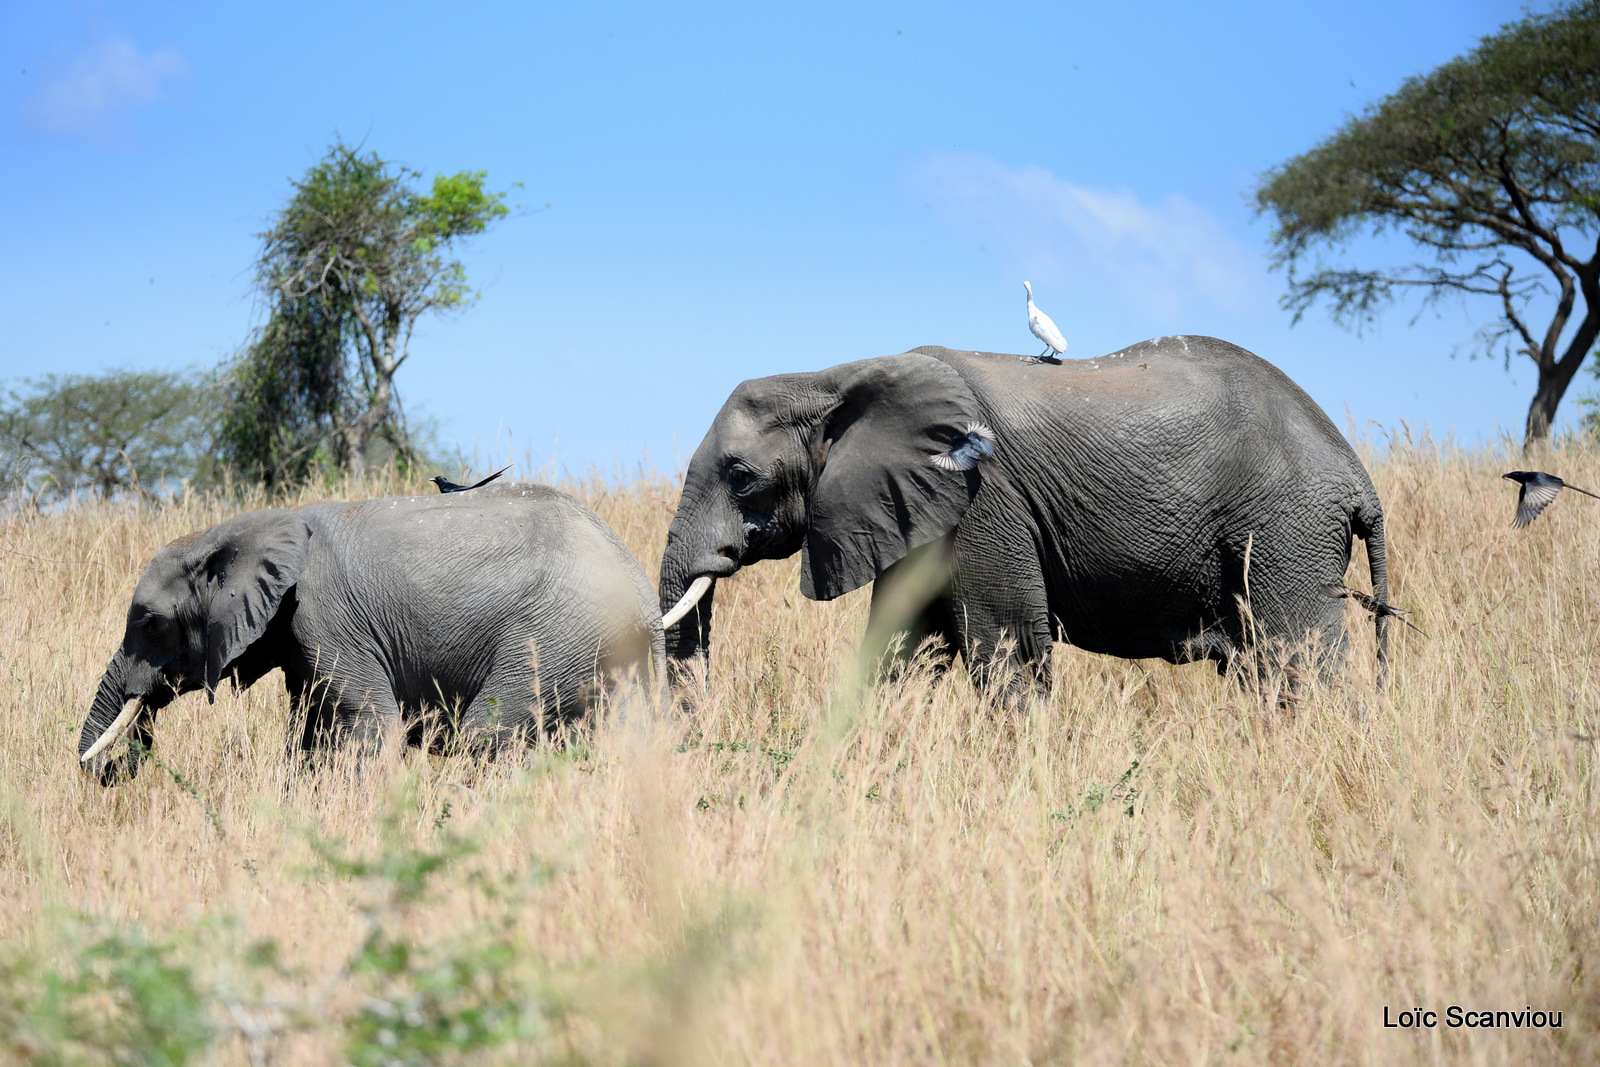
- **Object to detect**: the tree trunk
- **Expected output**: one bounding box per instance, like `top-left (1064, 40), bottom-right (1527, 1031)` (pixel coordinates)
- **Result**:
top-left (338, 387), bottom-right (386, 477)
top-left (1525, 374), bottom-right (1565, 448)
top-left (338, 318), bottom-right (401, 477)
top-left (1524, 303), bottom-right (1600, 451)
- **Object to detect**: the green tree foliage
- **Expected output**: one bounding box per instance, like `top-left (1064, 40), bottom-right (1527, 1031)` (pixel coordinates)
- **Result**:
top-left (218, 141), bottom-right (510, 482)
top-left (0, 786), bottom-right (583, 1064)
top-left (1255, 0), bottom-right (1600, 444)
top-left (0, 927), bottom-right (213, 1066)
top-left (215, 294), bottom-right (350, 487)
top-left (304, 798), bottom-right (562, 1065)
top-left (0, 369), bottom-right (218, 502)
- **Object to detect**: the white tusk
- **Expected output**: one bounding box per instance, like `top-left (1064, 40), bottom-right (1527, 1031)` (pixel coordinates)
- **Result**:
top-left (661, 575), bottom-right (714, 629)
top-left (81, 697), bottom-right (142, 763)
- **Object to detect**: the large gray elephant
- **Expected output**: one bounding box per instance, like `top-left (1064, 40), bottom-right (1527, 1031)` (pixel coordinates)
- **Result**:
top-left (657, 337), bottom-right (1389, 693)
top-left (79, 483), bottom-right (664, 784)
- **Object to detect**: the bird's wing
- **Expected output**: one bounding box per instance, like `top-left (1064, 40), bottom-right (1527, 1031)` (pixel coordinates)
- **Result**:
top-left (931, 423), bottom-right (999, 471)
top-left (1029, 308), bottom-right (1068, 354)
top-left (963, 421), bottom-right (997, 452)
top-left (1513, 481), bottom-right (1564, 527)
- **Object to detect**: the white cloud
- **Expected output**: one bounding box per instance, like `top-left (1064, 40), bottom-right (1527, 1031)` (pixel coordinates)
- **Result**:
top-left (23, 38), bottom-right (188, 140)
top-left (912, 152), bottom-right (1261, 317)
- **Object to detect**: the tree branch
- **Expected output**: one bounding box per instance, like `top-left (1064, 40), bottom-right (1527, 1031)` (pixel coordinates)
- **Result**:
top-left (1488, 259), bottom-right (1542, 359)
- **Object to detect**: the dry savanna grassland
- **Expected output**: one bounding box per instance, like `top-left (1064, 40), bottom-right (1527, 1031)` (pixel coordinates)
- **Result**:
top-left (1, 442), bottom-right (1599, 1065)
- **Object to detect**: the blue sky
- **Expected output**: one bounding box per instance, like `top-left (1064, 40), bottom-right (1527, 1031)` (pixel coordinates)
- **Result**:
top-left (0, 1), bottom-right (1573, 475)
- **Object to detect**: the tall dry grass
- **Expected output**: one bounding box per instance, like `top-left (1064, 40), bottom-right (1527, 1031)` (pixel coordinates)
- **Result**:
top-left (0, 445), bottom-right (1597, 1064)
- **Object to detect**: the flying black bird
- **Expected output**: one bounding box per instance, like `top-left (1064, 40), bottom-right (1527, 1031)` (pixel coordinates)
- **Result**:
top-left (431, 465), bottom-right (510, 493)
top-left (1502, 470), bottom-right (1600, 528)
top-left (932, 422), bottom-right (998, 471)
top-left (1322, 582), bottom-right (1426, 636)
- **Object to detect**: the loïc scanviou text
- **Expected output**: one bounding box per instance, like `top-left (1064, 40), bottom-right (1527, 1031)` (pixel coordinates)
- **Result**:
top-left (1384, 1006), bottom-right (1562, 1029)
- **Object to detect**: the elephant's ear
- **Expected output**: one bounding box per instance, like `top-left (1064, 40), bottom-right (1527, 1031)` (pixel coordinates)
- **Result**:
top-left (201, 511), bottom-right (313, 700)
top-left (801, 353), bottom-right (989, 601)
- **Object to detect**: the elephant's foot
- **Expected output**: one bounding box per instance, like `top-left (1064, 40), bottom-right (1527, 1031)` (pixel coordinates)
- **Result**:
top-left (965, 646), bottom-right (1052, 710)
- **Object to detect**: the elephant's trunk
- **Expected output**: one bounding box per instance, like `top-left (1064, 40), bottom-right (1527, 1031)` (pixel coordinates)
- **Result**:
top-left (658, 548), bottom-right (721, 677)
top-left (79, 660), bottom-right (127, 759)
top-left (658, 505), bottom-right (745, 684)
top-left (81, 697), bottom-right (141, 763)
top-left (661, 576), bottom-right (713, 630)
top-left (78, 655), bottom-right (153, 785)
top-left (659, 447), bottom-right (754, 688)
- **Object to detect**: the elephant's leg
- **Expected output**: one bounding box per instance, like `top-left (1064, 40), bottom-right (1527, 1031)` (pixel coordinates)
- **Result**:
top-left (455, 631), bottom-right (610, 755)
top-left (335, 695), bottom-right (403, 760)
top-left (1273, 590), bottom-right (1350, 689)
top-left (281, 671), bottom-right (318, 770)
top-left (457, 679), bottom-right (546, 757)
top-left (949, 522), bottom-right (1053, 702)
top-left (914, 595), bottom-right (960, 678)
top-left (293, 658), bottom-right (402, 763)
top-left (276, 669), bottom-right (358, 785)
top-left (1229, 531), bottom-right (1352, 688)
top-left (952, 586), bottom-right (1054, 701)
top-left (1178, 628), bottom-right (1242, 677)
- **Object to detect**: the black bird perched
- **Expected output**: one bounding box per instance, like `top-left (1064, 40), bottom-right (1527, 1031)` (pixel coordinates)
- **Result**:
top-left (1323, 582), bottom-right (1426, 636)
top-left (932, 422), bottom-right (998, 471)
top-left (431, 465), bottom-right (510, 494)
top-left (1502, 470), bottom-right (1600, 528)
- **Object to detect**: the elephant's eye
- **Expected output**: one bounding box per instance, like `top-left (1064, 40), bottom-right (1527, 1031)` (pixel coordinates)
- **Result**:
top-left (136, 613), bottom-right (166, 635)
top-left (727, 465), bottom-right (763, 497)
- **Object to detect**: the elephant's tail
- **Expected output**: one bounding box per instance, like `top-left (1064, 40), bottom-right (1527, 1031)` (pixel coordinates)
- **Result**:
top-left (1352, 491), bottom-right (1390, 682)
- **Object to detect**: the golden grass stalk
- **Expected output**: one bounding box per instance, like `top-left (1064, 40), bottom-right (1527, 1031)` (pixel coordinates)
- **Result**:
top-left (0, 447), bottom-right (1596, 1064)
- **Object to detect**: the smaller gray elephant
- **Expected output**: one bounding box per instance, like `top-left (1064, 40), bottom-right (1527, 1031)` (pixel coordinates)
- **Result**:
top-left (79, 483), bottom-right (664, 784)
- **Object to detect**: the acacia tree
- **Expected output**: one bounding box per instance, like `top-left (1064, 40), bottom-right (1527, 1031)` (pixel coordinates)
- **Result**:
top-left (0, 370), bottom-right (218, 501)
top-left (1255, 1), bottom-right (1600, 445)
top-left (222, 142), bottom-right (509, 480)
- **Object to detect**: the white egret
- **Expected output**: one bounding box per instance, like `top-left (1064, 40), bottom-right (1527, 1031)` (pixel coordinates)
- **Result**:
top-left (1022, 281), bottom-right (1067, 364)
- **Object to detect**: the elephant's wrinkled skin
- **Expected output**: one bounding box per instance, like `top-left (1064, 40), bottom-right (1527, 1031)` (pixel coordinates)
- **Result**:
top-left (80, 483), bottom-right (664, 784)
top-left (658, 337), bottom-right (1388, 692)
